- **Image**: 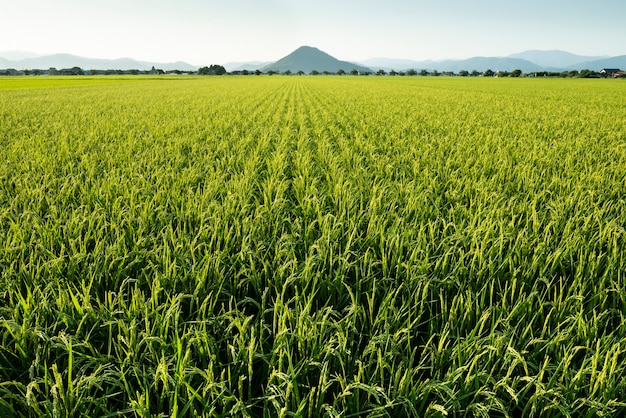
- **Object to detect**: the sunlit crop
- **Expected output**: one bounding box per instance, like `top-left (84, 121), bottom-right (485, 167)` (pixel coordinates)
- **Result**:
top-left (1, 75), bottom-right (626, 416)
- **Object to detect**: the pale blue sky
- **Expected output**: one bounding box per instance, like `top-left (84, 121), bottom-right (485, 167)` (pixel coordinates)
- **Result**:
top-left (2, 0), bottom-right (625, 64)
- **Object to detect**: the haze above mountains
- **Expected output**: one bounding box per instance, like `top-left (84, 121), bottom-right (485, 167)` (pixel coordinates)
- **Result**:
top-left (1, 47), bottom-right (624, 74)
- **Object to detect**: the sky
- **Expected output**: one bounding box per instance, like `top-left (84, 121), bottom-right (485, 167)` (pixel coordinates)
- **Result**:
top-left (2, 0), bottom-right (626, 65)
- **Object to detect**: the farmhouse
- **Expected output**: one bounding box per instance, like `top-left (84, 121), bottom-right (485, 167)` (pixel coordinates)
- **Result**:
top-left (599, 68), bottom-right (622, 78)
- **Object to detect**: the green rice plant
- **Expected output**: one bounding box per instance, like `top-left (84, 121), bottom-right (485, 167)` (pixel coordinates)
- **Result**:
top-left (1, 75), bottom-right (626, 416)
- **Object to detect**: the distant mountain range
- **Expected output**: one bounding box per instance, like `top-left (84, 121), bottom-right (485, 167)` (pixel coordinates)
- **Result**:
top-left (234, 49), bottom-right (624, 74)
top-left (224, 61), bottom-right (273, 72)
top-left (1, 48), bottom-right (625, 73)
top-left (0, 53), bottom-right (198, 71)
top-left (359, 50), bottom-right (626, 73)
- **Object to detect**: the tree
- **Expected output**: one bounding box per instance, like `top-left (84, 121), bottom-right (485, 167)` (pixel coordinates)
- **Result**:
top-left (471, 70), bottom-right (480, 77)
top-left (310, 70), bottom-right (319, 75)
top-left (297, 70), bottom-right (305, 76)
top-left (483, 69), bottom-right (494, 77)
top-left (60, 66), bottom-right (84, 75)
top-left (419, 69), bottom-right (429, 76)
top-left (283, 70), bottom-right (291, 75)
top-left (337, 69), bottom-right (345, 75)
top-left (579, 69), bottom-right (601, 78)
top-left (255, 69), bottom-right (262, 76)
top-left (406, 69), bottom-right (417, 76)
top-left (350, 69), bottom-right (359, 76)
top-left (198, 65), bottom-right (226, 75)
top-left (389, 69), bottom-right (398, 76)
top-left (510, 69), bottom-right (522, 77)
top-left (459, 70), bottom-right (469, 77)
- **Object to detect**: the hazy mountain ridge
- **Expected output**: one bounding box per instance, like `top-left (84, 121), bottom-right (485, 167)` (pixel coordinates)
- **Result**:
top-left (0, 53), bottom-right (198, 71)
top-left (358, 50), bottom-right (625, 73)
top-left (224, 61), bottom-right (273, 72)
top-left (507, 50), bottom-right (609, 68)
top-left (567, 55), bottom-right (626, 71)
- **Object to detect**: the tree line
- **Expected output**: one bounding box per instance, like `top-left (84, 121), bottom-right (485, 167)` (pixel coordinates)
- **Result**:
top-left (0, 66), bottom-right (617, 78)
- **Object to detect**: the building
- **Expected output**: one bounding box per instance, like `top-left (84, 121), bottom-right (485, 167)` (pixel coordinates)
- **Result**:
top-left (599, 68), bottom-right (622, 78)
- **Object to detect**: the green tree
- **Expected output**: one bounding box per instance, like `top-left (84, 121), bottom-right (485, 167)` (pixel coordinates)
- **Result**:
top-left (459, 70), bottom-right (469, 77)
top-left (406, 69), bottom-right (417, 76)
top-left (483, 69), bottom-right (495, 77)
top-left (419, 69), bottom-right (429, 76)
top-left (510, 69), bottom-right (522, 77)
top-left (337, 69), bottom-right (345, 75)
top-left (198, 65), bottom-right (226, 75)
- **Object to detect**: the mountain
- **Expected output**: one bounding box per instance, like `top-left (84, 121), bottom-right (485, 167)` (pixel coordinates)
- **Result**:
top-left (568, 55), bottom-right (626, 71)
top-left (359, 51), bottom-right (626, 73)
top-left (360, 57), bottom-right (438, 72)
top-left (2, 48), bottom-right (624, 74)
top-left (263, 46), bottom-right (371, 73)
top-left (0, 50), bottom-right (40, 60)
top-left (358, 56), bottom-right (543, 73)
top-left (436, 57), bottom-right (544, 73)
top-left (507, 50), bottom-right (609, 69)
top-left (224, 61), bottom-right (273, 72)
top-left (0, 53), bottom-right (198, 71)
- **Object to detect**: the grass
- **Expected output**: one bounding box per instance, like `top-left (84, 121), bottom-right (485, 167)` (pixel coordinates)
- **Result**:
top-left (1, 75), bottom-right (626, 416)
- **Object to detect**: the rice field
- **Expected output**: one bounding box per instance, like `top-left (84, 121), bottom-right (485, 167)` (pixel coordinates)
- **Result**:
top-left (1, 75), bottom-right (626, 417)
